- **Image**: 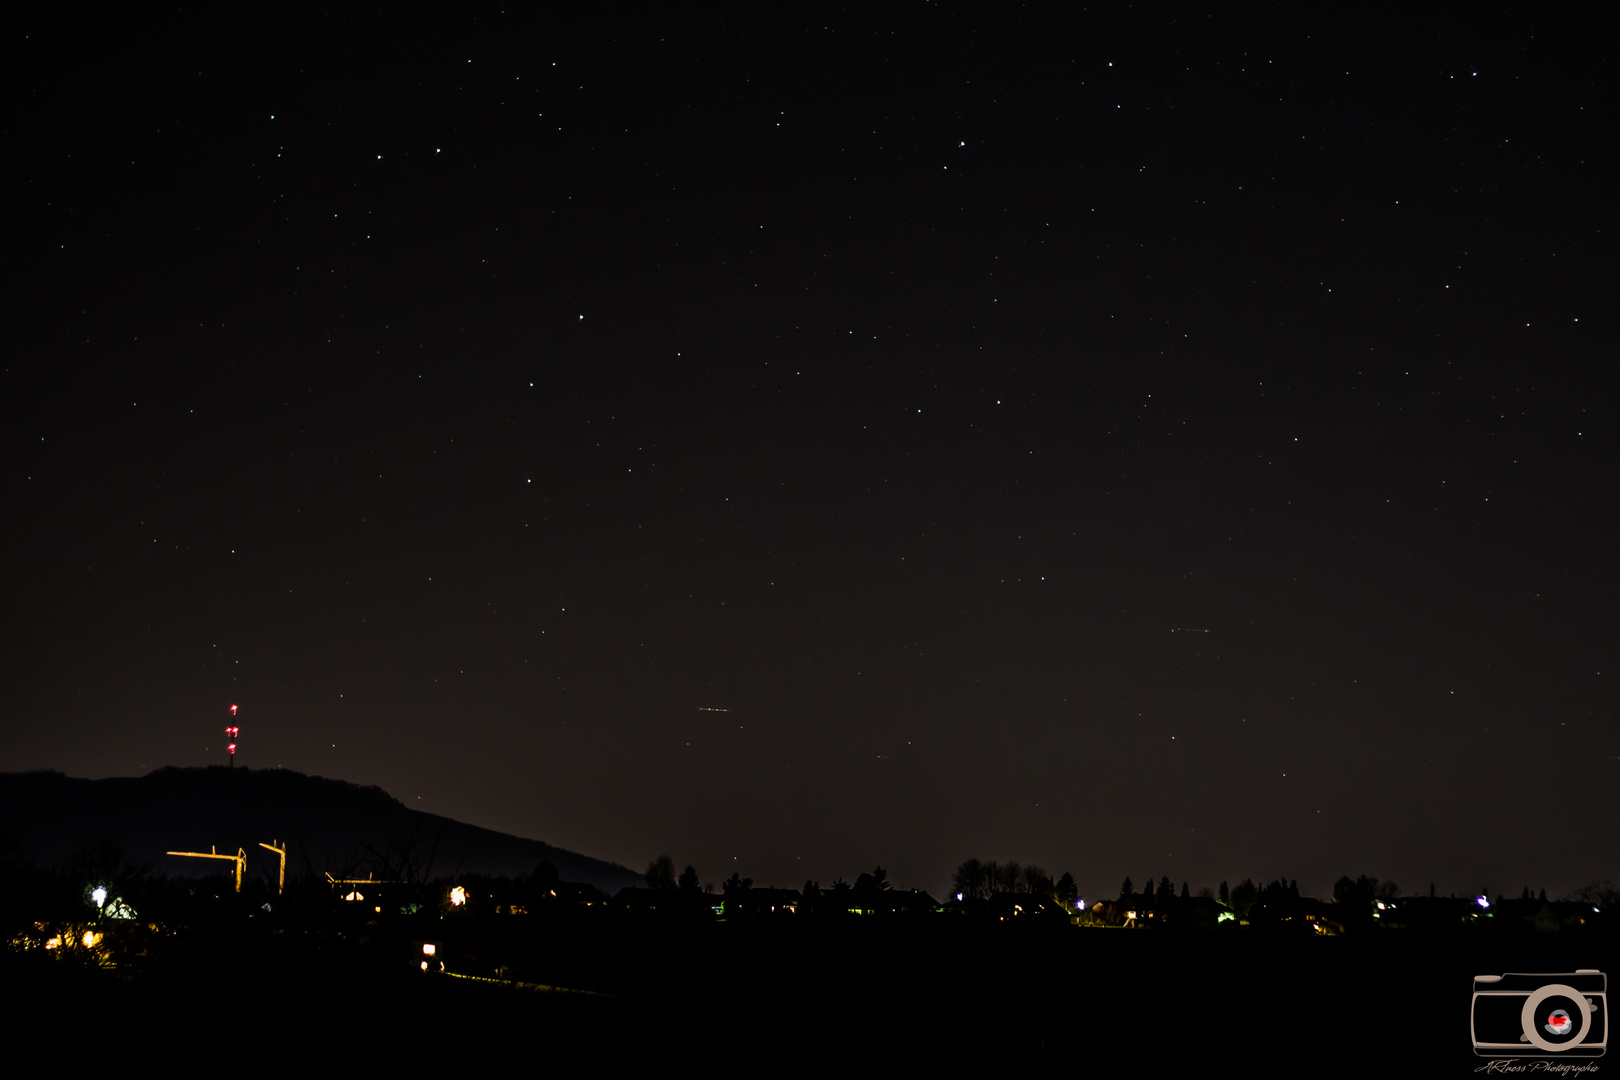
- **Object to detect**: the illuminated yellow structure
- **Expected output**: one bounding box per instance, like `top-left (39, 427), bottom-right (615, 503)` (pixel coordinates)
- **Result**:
top-left (167, 845), bottom-right (247, 892)
top-left (258, 840), bottom-right (287, 895)
top-left (324, 871), bottom-right (401, 890)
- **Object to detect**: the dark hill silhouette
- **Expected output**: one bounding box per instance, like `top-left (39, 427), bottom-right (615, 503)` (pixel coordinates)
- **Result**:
top-left (0, 766), bottom-right (640, 892)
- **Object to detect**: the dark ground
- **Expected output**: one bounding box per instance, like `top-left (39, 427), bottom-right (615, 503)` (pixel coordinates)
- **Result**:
top-left (9, 913), bottom-right (1612, 1069)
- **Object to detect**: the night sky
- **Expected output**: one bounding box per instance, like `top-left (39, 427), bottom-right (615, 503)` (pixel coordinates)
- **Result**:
top-left (6, 7), bottom-right (1614, 903)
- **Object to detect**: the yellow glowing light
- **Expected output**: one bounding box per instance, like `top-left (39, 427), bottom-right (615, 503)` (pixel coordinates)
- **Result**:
top-left (422, 943), bottom-right (437, 955)
top-left (420, 960), bottom-right (429, 971)
top-left (450, 886), bottom-right (467, 907)
top-left (82, 930), bottom-right (102, 948)
top-left (259, 840), bottom-right (287, 895)
top-left (167, 845), bottom-right (247, 892)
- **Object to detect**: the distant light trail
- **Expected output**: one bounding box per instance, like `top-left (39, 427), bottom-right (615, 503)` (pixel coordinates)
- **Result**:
top-left (1170, 628), bottom-right (1210, 633)
top-left (697, 707), bottom-right (728, 712)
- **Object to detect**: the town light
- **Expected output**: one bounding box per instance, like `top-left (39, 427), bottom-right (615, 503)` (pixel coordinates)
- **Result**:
top-left (450, 886), bottom-right (467, 906)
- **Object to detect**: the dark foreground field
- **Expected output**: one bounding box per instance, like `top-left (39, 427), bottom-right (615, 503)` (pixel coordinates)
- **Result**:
top-left (8, 914), bottom-right (1613, 1070)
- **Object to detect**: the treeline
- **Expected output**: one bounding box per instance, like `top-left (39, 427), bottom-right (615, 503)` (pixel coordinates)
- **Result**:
top-left (639, 856), bottom-right (935, 914)
top-left (951, 859), bottom-right (1079, 904)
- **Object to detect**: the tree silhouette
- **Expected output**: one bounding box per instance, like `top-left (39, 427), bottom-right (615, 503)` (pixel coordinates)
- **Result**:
top-left (678, 864), bottom-right (701, 895)
top-left (1571, 880), bottom-right (1617, 905)
top-left (1229, 879), bottom-right (1258, 918)
top-left (1333, 875), bottom-right (1378, 911)
top-left (644, 854), bottom-right (676, 891)
top-left (855, 866), bottom-right (892, 892)
top-left (66, 840), bottom-right (149, 920)
top-left (953, 860), bottom-right (989, 901)
top-left (1056, 873), bottom-right (1078, 905)
top-left (360, 823), bottom-right (439, 886)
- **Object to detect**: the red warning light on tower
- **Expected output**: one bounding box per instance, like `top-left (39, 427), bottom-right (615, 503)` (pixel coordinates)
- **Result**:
top-left (230, 704), bottom-right (238, 716)
top-left (226, 705), bottom-right (241, 767)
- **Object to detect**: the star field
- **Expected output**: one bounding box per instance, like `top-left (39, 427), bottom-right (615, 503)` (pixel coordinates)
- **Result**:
top-left (4, 7), bottom-right (1614, 901)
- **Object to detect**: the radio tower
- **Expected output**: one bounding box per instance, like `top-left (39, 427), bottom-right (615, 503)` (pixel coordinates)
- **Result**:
top-left (226, 704), bottom-right (240, 768)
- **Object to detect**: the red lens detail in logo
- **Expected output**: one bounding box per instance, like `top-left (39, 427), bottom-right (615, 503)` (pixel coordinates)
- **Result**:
top-left (1544, 1009), bottom-right (1573, 1036)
